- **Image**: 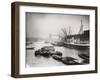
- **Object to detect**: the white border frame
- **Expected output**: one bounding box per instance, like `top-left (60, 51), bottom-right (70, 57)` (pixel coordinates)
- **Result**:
top-left (19, 5), bottom-right (95, 74)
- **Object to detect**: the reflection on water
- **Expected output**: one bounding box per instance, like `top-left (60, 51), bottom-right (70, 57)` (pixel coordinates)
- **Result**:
top-left (26, 41), bottom-right (89, 67)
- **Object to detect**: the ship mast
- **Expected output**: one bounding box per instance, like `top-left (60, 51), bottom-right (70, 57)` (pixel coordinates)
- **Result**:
top-left (68, 26), bottom-right (71, 36)
top-left (78, 20), bottom-right (83, 34)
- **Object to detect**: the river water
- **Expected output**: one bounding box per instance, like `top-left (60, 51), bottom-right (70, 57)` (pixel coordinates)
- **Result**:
top-left (26, 41), bottom-right (89, 68)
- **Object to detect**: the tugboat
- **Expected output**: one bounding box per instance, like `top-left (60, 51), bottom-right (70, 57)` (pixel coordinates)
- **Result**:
top-left (61, 57), bottom-right (81, 65)
top-left (78, 53), bottom-right (89, 64)
top-left (35, 46), bottom-right (62, 58)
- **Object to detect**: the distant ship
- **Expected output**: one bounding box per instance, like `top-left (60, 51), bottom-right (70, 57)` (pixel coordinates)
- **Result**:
top-left (46, 20), bottom-right (89, 49)
top-left (63, 20), bottom-right (89, 49)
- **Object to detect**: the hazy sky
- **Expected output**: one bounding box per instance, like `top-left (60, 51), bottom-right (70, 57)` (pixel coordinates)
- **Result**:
top-left (26, 12), bottom-right (89, 38)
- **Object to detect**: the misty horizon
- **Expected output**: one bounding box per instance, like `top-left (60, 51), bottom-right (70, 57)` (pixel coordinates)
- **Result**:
top-left (26, 12), bottom-right (90, 39)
